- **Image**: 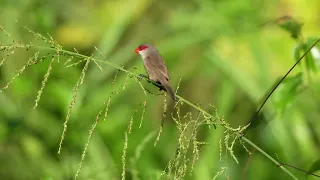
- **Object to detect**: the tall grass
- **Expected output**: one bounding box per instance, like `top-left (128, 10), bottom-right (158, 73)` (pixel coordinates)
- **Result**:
top-left (0, 0), bottom-right (320, 180)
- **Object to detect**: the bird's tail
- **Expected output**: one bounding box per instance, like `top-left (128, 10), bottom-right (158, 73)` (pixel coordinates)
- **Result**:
top-left (162, 81), bottom-right (177, 102)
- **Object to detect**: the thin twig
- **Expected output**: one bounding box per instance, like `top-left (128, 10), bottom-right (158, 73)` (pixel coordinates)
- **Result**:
top-left (248, 38), bottom-right (320, 132)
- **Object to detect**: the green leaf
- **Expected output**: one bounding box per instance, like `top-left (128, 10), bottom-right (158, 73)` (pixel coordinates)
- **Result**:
top-left (306, 159), bottom-right (320, 178)
top-left (278, 18), bottom-right (303, 39)
top-left (305, 37), bottom-right (320, 73)
top-left (273, 73), bottom-right (303, 114)
top-left (293, 42), bottom-right (304, 63)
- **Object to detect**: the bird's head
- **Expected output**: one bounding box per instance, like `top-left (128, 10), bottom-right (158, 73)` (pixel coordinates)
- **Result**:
top-left (134, 44), bottom-right (151, 56)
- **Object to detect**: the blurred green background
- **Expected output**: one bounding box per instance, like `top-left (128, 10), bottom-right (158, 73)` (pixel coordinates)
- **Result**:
top-left (1, 0), bottom-right (320, 179)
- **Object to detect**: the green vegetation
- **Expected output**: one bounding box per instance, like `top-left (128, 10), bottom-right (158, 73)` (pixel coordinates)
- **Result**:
top-left (0, 0), bottom-right (320, 180)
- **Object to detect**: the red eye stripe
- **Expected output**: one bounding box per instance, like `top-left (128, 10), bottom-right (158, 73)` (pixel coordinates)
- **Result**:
top-left (139, 45), bottom-right (148, 51)
top-left (135, 45), bottom-right (148, 53)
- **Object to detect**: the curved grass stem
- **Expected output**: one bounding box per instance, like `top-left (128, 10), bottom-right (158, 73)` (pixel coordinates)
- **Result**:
top-left (241, 137), bottom-right (298, 180)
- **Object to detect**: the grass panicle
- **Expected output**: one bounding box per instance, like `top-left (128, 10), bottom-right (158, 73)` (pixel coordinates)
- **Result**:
top-left (190, 113), bottom-right (202, 175)
top-left (104, 69), bottom-right (121, 121)
top-left (64, 56), bottom-right (74, 66)
top-left (103, 96), bottom-right (112, 121)
top-left (139, 100), bottom-right (147, 128)
top-left (122, 109), bottom-right (139, 180)
top-left (58, 59), bottom-right (90, 154)
top-left (134, 75), bottom-right (148, 128)
top-left (223, 128), bottom-right (242, 164)
top-left (160, 111), bottom-right (205, 179)
top-left (1, 51), bottom-right (45, 91)
top-left (240, 139), bottom-right (252, 155)
top-left (166, 158), bottom-right (174, 179)
top-left (0, 26), bottom-right (12, 37)
top-left (122, 72), bottom-right (130, 90)
top-left (66, 59), bottom-right (86, 68)
top-left (94, 46), bottom-right (109, 62)
top-left (92, 46), bottom-right (105, 71)
top-left (219, 138), bottom-right (223, 162)
top-left (122, 132), bottom-right (128, 180)
top-left (25, 27), bottom-right (61, 50)
top-left (228, 135), bottom-right (239, 164)
top-left (34, 54), bottom-right (56, 109)
top-left (128, 109), bottom-right (138, 134)
top-left (174, 121), bottom-right (192, 178)
top-left (154, 94), bottom-right (167, 147)
top-left (212, 167), bottom-right (227, 180)
top-left (0, 48), bottom-right (15, 67)
top-left (74, 110), bottom-right (102, 180)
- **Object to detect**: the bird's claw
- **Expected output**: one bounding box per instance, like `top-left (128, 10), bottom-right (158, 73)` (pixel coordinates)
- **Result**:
top-left (138, 74), bottom-right (148, 81)
top-left (138, 74), bottom-right (165, 91)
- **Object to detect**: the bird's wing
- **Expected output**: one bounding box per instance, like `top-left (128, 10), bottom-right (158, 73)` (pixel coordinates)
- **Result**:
top-left (146, 53), bottom-right (170, 80)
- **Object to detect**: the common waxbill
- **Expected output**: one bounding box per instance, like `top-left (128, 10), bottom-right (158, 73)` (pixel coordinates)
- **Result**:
top-left (135, 44), bottom-right (176, 101)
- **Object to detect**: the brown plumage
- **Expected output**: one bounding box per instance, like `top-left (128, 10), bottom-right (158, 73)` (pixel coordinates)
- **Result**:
top-left (135, 44), bottom-right (176, 101)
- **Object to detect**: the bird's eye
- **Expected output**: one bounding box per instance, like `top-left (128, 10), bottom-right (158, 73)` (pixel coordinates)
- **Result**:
top-left (139, 45), bottom-right (148, 51)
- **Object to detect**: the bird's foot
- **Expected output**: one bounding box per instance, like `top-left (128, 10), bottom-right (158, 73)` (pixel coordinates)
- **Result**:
top-left (138, 74), bottom-right (148, 81)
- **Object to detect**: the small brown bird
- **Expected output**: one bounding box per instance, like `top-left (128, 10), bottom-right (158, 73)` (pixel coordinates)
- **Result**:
top-left (135, 44), bottom-right (176, 101)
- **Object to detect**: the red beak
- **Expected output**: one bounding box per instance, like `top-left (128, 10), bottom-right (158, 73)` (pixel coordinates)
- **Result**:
top-left (134, 48), bottom-right (139, 53)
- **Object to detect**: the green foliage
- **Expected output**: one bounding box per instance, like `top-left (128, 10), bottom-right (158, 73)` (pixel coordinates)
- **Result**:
top-left (278, 17), bottom-right (303, 39)
top-left (305, 37), bottom-right (320, 73)
top-left (307, 159), bottom-right (320, 178)
top-left (273, 73), bottom-right (303, 114)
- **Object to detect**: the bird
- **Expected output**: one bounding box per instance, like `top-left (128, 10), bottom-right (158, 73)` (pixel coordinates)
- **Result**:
top-left (135, 44), bottom-right (177, 101)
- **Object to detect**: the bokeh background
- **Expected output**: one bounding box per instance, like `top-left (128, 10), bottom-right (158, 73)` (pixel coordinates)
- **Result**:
top-left (0, 0), bottom-right (320, 179)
